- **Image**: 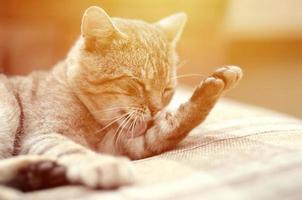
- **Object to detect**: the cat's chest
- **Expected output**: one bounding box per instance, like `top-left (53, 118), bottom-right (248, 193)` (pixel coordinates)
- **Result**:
top-left (41, 102), bottom-right (104, 149)
top-left (17, 79), bottom-right (104, 149)
top-left (66, 111), bottom-right (104, 149)
top-left (11, 71), bottom-right (109, 150)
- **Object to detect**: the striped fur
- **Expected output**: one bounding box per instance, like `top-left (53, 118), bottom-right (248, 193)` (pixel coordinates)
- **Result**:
top-left (0, 6), bottom-right (241, 190)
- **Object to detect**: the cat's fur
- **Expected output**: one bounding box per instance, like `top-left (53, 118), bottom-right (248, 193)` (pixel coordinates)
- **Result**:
top-left (0, 6), bottom-right (242, 190)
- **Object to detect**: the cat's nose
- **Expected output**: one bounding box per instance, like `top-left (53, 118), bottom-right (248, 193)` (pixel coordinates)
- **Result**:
top-left (147, 92), bottom-right (163, 116)
top-left (148, 102), bottom-right (163, 116)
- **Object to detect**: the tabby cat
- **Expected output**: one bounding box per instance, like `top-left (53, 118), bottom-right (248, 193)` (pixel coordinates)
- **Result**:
top-left (0, 6), bottom-right (242, 191)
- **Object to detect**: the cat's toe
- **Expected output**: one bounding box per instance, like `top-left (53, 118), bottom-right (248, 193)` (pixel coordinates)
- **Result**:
top-left (97, 157), bottom-right (135, 189)
top-left (190, 66), bottom-right (242, 103)
top-left (191, 77), bottom-right (224, 102)
top-left (66, 156), bottom-right (135, 189)
top-left (6, 160), bottom-right (69, 192)
top-left (212, 66), bottom-right (242, 90)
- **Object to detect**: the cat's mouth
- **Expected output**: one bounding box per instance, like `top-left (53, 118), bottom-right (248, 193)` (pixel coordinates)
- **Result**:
top-left (124, 121), bottom-right (147, 138)
top-left (115, 119), bottom-right (153, 139)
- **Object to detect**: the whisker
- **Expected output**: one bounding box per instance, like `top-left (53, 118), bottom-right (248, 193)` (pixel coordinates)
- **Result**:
top-left (129, 114), bottom-right (139, 139)
top-left (92, 106), bottom-right (143, 114)
top-left (114, 112), bottom-right (134, 148)
top-left (174, 73), bottom-right (206, 80)
top-left (121, 113), bottom-right (134, 141)
top-left (97, 113), bottom-right (129, 121)
top-left (176, 59), bottom-right (188, 69)
top-left (113, 112), bottom-right (132, 138)
top-left (126, 114), bottom-right (135, 139)
top-left (96, 112), bottom-right (130, 133)
top-left (112, 115), bottom-right (129, 147)
top-left (120, 112), bottom-right (135, 136)
top-left (137, 112), bottom-right (146, 139)
top-left (138, 114), bottom-right (143, 137)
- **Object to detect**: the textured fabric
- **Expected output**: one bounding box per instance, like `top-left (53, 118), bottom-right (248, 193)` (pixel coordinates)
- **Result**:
top-left (14, 89), bottom-right (302, 200)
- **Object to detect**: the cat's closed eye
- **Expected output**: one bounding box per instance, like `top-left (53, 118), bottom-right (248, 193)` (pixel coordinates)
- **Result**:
top-left (163, 87), bottom-right (173, 94)
top-left (124, 79), bottom-right (145, 96)
top-left (104, 77), bottom-right (144, 96)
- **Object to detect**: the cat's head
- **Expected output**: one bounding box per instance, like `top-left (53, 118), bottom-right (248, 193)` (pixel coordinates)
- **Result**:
top-left (67, 6), bottom-right (186, 138)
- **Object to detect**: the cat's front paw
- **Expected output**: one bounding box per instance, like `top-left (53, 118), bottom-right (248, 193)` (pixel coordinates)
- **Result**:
top-left (11, 160), bottom-right (68, 191)
top-left (191, 66), bottom-right (242, 102)
top-left (63, 155), bottom-right (135, 189)
top-left (212, 65), bottom-right (242, 90)
top-left (0, 156), bottom-right (68, 192)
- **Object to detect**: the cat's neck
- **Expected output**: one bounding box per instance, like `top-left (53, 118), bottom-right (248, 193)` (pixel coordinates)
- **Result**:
top-left (51, 60), bottom-right (71, 87)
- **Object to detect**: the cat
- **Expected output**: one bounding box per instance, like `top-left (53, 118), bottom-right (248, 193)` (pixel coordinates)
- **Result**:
top-left (0, 6), bottom-right (242, 191)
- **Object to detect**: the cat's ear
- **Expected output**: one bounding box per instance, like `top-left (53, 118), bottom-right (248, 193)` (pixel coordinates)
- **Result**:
top-left (156, 13), bottom-right (187, 45)
top-left (81, 6), bottom-right (126, 45)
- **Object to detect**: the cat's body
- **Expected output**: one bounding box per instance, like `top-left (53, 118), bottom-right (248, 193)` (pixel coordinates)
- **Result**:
top-left (0, 6), bottom-right (242, 192)
top-left (9, 63), bottom-right (101, 155)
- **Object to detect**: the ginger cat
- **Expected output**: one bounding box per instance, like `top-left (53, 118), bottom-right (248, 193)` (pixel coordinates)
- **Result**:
top-left (0, 6), bottom-right (242, 191)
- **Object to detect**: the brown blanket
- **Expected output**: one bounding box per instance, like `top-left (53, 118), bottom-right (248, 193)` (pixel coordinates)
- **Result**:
top-left (2, 89), bottom-right (302, 200)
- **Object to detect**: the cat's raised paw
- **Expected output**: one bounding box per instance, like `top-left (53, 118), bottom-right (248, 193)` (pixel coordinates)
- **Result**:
top-left (191, 76), bottom-right (225, 102)
top-left (190, 66), bottom-right (242, 104)
top-left (64, 155), bottom-right (135, 189)
top-left (212, 66), bottom-right (242, 90)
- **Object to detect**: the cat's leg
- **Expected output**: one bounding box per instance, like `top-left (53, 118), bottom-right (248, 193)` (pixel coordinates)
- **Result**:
top-left (0, 75), bottom-right (20, 159)
top-left (124, 66), bottom-right (242, 159)
top-left (0, 76), bottom-right (29, 196)
top-left (20, 133), bottom-right (134, 189)
top-left (0, 77), bottom-right (65, 192)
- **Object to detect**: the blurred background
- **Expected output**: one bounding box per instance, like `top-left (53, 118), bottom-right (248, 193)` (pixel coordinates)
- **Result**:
top-left (0, 0), bottom-right (301, 117)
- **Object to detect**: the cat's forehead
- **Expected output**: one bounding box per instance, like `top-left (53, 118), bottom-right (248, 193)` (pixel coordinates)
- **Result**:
top-left (109, 19), bottom-right (174, 80)
top-left (106, 47), bottom-right (172, 86)
top-left (113, 18), bottom-right (169, 53)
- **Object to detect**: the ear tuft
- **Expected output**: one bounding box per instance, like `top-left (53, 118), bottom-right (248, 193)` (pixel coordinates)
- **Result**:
top-left (81, 6), bottom-right (126, 39)
top-left (156, 13), bottom-right (187, 44)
